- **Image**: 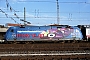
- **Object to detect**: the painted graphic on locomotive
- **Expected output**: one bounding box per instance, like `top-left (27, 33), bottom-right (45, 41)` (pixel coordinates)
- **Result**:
top-left (5, 25), bottom-right (83, 41)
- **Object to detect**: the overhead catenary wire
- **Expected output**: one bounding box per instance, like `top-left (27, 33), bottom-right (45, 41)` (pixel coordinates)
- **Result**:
top-left (0, 9), bottom-right (90, 20)
top-left (6, 0), bottom-right (19, 18)
top-left (1, 11), bottom-right (90, 14)
top-left (0, 0), bottom-right (90, 25)
top-left (0, 8), bottom-right (19, 24)
top-left (18, 1), bottom-right (90, 4)
top-left (5, 0), bottom-right (31, 25)
top-left (0, 16), bottom-right (89, 19)
top-left (6, 0), bottom-right (16, 12)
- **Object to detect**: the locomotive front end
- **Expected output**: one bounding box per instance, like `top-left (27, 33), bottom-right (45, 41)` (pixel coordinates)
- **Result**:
top-left (4, 27), bottom-right (17, 41)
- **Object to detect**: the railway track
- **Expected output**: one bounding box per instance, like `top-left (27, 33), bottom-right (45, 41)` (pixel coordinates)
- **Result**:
top-left (0, 42), bottom-right (90, 60)
top-left (0, 51), bottom-right (90, 55)
top-left (0, 42), bottom-right (90, 51)
top-left (0, 51), bottom-right (90, 60)
top-left (0, 55), bottom-right (90, 60)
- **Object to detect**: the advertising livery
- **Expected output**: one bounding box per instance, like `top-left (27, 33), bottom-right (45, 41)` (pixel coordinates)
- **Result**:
top-left (5, 25), bottom-right (83, 41)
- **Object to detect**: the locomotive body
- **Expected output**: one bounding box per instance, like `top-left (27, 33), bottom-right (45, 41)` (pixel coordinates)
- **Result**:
top-left (4, 25), bottom-right (83, 41)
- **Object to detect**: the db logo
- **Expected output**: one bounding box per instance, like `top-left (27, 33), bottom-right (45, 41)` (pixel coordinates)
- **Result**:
top-left (12, 33), bottom-right (16, 37)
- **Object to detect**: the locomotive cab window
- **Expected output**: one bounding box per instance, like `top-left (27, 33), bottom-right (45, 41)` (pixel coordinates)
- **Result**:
top-left (10, 29), bottom-right (14, 32)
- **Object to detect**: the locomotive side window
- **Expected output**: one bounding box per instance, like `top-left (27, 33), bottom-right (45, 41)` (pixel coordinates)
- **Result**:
top-left (39, 27), bottom-right (40, 29)
top-left (57, 27), bottom-right (62, 28)
top-left (10, 29), bottom-right (14, 32)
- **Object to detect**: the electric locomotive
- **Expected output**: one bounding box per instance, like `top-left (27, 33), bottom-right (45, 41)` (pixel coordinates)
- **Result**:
top-left (4, 25), bottom-right (83, 42)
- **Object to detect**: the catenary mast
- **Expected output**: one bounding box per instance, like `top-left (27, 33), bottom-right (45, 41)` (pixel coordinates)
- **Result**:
top-left (24, 7), bottom-right (26, 25)
top-left (56, 0), bottom-right (60, 25)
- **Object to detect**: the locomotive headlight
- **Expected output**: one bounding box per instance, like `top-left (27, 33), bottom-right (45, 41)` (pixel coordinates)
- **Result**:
top-left (48, 34), bottom-right (55, 38)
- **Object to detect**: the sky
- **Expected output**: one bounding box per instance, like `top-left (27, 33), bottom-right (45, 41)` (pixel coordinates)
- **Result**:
top-left (0, 0), bottom-right (90, 26)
